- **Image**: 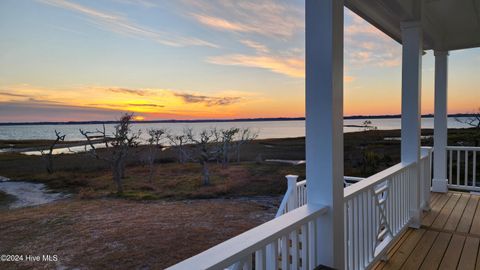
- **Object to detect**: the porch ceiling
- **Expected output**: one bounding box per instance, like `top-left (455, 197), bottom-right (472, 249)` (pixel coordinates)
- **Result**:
top-left (345, 0), bottom-right (480, 51)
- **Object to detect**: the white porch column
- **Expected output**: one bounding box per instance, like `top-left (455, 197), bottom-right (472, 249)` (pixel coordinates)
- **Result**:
top-left (305, 0), bottom-right (344, 269)
top-left (432, 51), bottom-right (449, 193)
top-left (400, 21), bottom-right (423, 227)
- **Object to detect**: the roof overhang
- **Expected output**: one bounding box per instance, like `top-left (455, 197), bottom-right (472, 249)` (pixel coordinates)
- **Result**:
top-left (345, 0), bottom-right (480, 51)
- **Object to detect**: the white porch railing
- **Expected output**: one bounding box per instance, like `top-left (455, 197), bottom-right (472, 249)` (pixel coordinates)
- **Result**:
top-left (168, 148), bottom-right (433, 270)
top-left (344, 161), bottom-right (422, 270)
top-left (276, 176), bottom-right (364, 218)
top-left (446, 146), bottom-right (480, 192)
top-left (277, 147), bottom-right (432, 269)
top-left (166, 203), bottom-right (328, 270)
top-left (344, 147), bottom-right (431, 270)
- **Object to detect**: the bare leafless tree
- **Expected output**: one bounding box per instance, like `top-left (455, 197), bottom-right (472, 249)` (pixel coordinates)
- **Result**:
top-left (456, 109), bottom-right (480, 146)
top-left (40, 130), bottom-right (66, 174)
top-left (145, 128), bottom-right (167, 182)
top-left (362, 120), bottom-right (378, 131)
top-left (234, 128), bottom-right (258, 163)
top-left (214, 128), bottom-right (239, 167)
top-left (167, 130), bottom-right (190, 164)
top-left (186, 129), bottom-right (218, 186)
top-left (80, 113), bottom-right (141, 194)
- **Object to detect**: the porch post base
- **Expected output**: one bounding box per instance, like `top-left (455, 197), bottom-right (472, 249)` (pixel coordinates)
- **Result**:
top-left (431, 178), bottom-right (448, 193)
top-left (421, 201), bottom-right (431, 212)
top-left (409, 209), bottom-right (422, 229)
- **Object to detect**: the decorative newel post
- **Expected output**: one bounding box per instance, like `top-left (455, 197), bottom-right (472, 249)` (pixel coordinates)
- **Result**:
top-left (286, 175), bottom-right (298, 189)
top-left (286, 175), bottom-right (299, 210)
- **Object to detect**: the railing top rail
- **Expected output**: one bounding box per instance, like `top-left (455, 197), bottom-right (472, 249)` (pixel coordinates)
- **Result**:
top-left (344, 176), bottom-right (365, 182)
top-left (446, 146), bottom-right (480, 151)
top-left (296, 179), bottom-right (306, 186)
top-left (344, 161), bottom-right (415, 200)
top-left (166, 204), bottom-right (328, 270)
top-left (421, 146), bottom-right (433, 150)
top-left (297, 176), bottom-right (364, 188)
top-left (421, 147), bottom-right (433, 159)
top-left (275, 185), bottom-right (293, 217)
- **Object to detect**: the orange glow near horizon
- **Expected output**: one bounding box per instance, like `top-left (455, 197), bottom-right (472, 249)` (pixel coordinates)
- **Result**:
top-left (2, 81), bottom-right (480, 122)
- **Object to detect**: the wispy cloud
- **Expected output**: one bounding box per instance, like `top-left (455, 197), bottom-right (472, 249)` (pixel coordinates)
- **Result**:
top-left (240, 40), bottom-right (270, 54)
top-left (182, 0), bottom-right (302, 38)
top-left (38, 0), bottom-right (217, 48)
top-left (26, 97), bottom-right (64, 104)
top-left (107, 87), bottom-right (149, 96)
top-left (208, 54), bottom-right (304, 78)
top-left (192, 14), bottom-right (252, 32)
top-left (208, 53), bottom-right (355, 84)
top-left (128, 103), bottom-right (164, 107)
top-left (0, 90), bottom-right (67, 104)
top-left (174, 93), bottom-right (242, 106)
top-left (0, 101), bottom-right (129, 122)
top-left (194, 3), bottom-right (399, 77)
top-left (186, 3), bottom-right (372, 81)
top-left (103, 86), bottom-right (246, 107)
top-left (344, 10), bottom-right (401, 68)
top-left (0, 91), bottom-right (31, 98)
top-left (112, 0), bottom-right (157, 8)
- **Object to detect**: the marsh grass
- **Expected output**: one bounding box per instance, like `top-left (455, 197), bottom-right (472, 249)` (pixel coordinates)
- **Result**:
top-left (1, 128), bottom-right (478, 200)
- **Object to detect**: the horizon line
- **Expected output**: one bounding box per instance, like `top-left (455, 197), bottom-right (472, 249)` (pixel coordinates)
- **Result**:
top-left (0, 113), bottom-right (474, 126)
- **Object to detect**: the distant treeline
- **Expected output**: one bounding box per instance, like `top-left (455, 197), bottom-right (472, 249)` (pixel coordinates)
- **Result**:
top-left (0, 113), bottom-right (475, 126)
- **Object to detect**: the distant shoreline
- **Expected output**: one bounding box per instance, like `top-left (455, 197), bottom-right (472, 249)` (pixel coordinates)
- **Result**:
top-left (0, 113), bottom-right (472, 126)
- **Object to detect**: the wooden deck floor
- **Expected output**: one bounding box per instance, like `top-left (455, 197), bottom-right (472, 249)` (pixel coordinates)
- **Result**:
top-left (374, 191), bottom-right (480, 270)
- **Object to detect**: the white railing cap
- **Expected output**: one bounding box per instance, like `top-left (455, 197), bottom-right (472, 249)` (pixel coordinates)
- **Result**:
top-left (296, 179), bottom-right (307, 186)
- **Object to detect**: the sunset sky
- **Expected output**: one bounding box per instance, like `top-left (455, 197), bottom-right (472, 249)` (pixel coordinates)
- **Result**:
top-left (1, 0), bottom-right (479, 122)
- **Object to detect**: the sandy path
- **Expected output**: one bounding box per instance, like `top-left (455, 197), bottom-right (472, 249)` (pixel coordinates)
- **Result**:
top-left (0, 177), bottom-right (69, 208)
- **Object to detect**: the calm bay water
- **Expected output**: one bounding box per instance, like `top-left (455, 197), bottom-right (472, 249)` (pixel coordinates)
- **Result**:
top-left (0, 117), bottom-right (471, 141)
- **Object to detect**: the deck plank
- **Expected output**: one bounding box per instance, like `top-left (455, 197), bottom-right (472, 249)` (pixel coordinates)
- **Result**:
top-left (429, 193), bottom-right (441, 207)
top-left (373, 229), bottom-right (414, 270)
top-left (458, 236), bottom-right (480, 270)
top-left (373, 231), bottom-right (413, 270)
top-left (457, 195), bottom-right (480, 234)
top-left (380, 229), bottom-right (426, 270)
top-left (476, 242), bottom-right (480, 270)
top-left (444, 194), bottom-right (470, 231)
top-left (470, 199), bottom-right (480, 236)
top-left (419, 232), bottom-right (452, 270)
top-left (432, 193), bottom-right (461, 230)
top-left (423, 193), bottom-right (452, 227)
top-left (438, 234), bottom-right (466, 270)
top-left (400, 230), bottom-right (438, 270)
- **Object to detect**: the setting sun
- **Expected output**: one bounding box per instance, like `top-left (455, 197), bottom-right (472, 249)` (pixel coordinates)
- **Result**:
top-left (133, 115), bottom-right (145, 121)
